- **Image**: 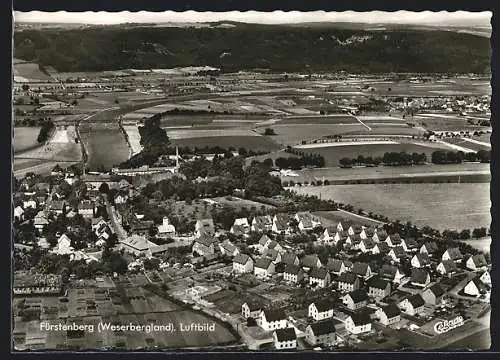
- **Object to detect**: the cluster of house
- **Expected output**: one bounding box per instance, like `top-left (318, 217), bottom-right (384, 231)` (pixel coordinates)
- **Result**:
top-left (13, 271), bottom-right (62, 296)
top-left (213, 218), bottom-right (491, 349)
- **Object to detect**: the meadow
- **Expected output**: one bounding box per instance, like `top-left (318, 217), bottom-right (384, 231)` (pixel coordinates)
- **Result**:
top-left (261, 124), bottom-right (367, 145)
top-left (13, 127), bottom-right (41, 153)
top-left (171, 135), bottom-right (280, 152)
top-left (291, 183), bottom-right (490, 231)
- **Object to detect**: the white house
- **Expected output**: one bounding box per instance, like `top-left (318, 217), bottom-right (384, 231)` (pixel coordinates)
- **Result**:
top-left (251, 215), bottom-right (273, 232)
top-left (195, 218), bottom-right (215, 238)
top-left (441, 247), bottom-right (463, 262)
top-left (260, 309), bottom-right (287, 331)
top-left (343, 289), bottom-right (369, 311)
top-left (479, 270), bottom-right (491, 286)
top-left (463, 277), bottom-right (489, 297)
top-left (295, 212), bottom-right (321, 231)
top-left (34, 211), bottom-right (49, 233)
top-left (242, 302), bottom-right (262, 321)
top-left (420, 242), bottom-right (438, 255)
top-left (436, 260), bottom-right (458, 276)
top-left (192, 235), bottom-right (216, 257)
top-left (51, 234), bottom-right (74, 255)
top-left (219, 239), bottom-right (240, 257)
top-left (233, 254), bottom-right (254, 273)
top-left (411, 253), bottom-right (431, 268)
top-left (254, 258), bottom-right (275, 279)
top-left (465, 254), bottom-right (488, 271)
top-left (309, 267), bottom-right (331, 288)
top-left (273, 328), bottom-right (297, 350)
top-left (410, 268), bottom-right (431, 287)
top-left (376, 304), bottom-right (401, 326)
top-left (399, 294), bottom-right (425, 316)
top-left (157, 217), bottom-right (176, 236)
top-left (345, 313), bottom-right (372, 334)
top-left (231, 217), bottom-right (250, 235)
top-left (385, 234), bottom-right (403, 248)
top-left (283, 264), bottom-right (303, 284)
top-left (380, 265), bottom-right (405, 283)
top-left (272, 213), bottom-right (291, 235)
top-left (337, 272), bottom-right (361, 292)
top-left (308, 299), bottom-right (334, 321)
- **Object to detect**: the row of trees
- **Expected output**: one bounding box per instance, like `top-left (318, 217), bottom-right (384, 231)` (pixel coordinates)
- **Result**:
top-left (270, 154), bottom-right (326, 170)
top-left (431, 150), bottom-right (491, 164)
top-left (339, 152), bottom-right (427, 168)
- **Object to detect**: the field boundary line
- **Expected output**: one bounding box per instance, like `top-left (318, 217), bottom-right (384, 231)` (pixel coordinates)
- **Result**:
top-left (353, 116), bottom-right (372, 130)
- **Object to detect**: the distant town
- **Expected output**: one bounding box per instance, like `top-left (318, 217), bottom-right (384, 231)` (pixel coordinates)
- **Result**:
top-left (12, 17), bottom-right (491, 352)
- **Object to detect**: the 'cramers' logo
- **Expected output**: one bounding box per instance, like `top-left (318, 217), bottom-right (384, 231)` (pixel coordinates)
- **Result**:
top-left (434, 316), bottom-right (464, 334)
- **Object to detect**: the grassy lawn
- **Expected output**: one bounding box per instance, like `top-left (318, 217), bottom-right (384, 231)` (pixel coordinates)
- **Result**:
top-left (13, 127), bottom-right (41, 153)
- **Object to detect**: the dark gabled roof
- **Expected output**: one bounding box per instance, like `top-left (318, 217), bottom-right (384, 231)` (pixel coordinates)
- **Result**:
top-left (243, 301), bottom-right (261, 312)
top-left (327, 258), bottom-right (344, 272)
top-left (309, 320), bottom-right (336, 336)
top-left (282, 251), bottom-right (298, 265)
top-left (349, 312), bottom-right (371, 326)
top-left (376, 242), bottom-right (390, 253)
top-left (233, 253), bottom-right (251, 265)
top-left (264, 248), bottom-right (280, 261)
top-left (376, 229), bottom-right (388, 239)
top-left (470, 277), bottom-right (489, 292)
top-left (284, 264), bottom-right (301, 275)
top-left (273, 213), bottom-right (290, 230)
top-left (380, 304), bottom-right (401, 318)
top-left (352, 262), bottom-right (370, 275)
top-left (390, 246), bottom-right (406, 258)
top-left (347, 289), bottom-right (369, 303)
top-left (427, 283), bottom-right (445, 298)
top-left (469, 254), bottom-right (488, 267)
top-left (338, 272), bottom-right (358, 284)
top-left (255, 257), bottom-right (273, 270)
top-left (380, 264), bottom-right (400, 279)
top-left (311, 298), bottom-right (335, 312)
top-left (407, 294), bottom-right (425, 308)
top-left (259, 234), bottom-right (272, 246)
top-left (301, 254), bottom-right (321, 268)
top-left (444, 247), bottom-right (463, 260)
top-left (195, 235), bottom-right (216, 248)
top-left (405, 237), bottom-right (418, 248)
top-left (362, 238), bottom-right (375, 248)
top-left (414, 253), bottom-right (431, 265)
top-left (310, 267), bottom-right (329, 280)
top-left (439, 260), bottom-right (458, 273)
top-left (411, 268), bottom-right (429, 284)
top-left (387, 233), bottom-right (402, 243)
top-left (263, 309), bottom-right (286, 322)
top-left (268, 240), bottom-right (281, 250)
top-left (422, 242), bottom-right (438, 253)
top-left (368, 277), bottom-right (390, 290)
top-left (274, 327), bottom-right (296, 342)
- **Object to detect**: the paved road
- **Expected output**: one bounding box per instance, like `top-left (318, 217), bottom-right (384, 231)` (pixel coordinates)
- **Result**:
top-left (105, 197), bottom-right (128, 241)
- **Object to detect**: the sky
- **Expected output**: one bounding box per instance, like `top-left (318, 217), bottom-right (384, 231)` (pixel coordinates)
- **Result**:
top-left (13, 10), bottom-right (491, 27)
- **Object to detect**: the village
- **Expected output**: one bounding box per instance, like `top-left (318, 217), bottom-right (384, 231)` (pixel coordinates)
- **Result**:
top-left (12, 157), bottom-right (491, 350)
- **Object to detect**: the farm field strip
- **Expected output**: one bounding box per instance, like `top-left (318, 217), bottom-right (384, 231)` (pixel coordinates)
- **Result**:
top-left (461, 137), bottom-right (491, 148)
top-left (167, 129), bottom-right (261, 139)
top-left (437, 139), bottom-right (476, 153)
top-left (294, 140), bottom-right (400, 149)
top-left (171, 135), bottom-right (280, 151)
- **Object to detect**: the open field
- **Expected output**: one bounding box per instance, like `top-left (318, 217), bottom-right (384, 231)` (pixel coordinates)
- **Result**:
top-left (412, 114), bottom-right (488, 131)
top-left (167, 129), bottom-right (260, 139)
top-left (14, 62), bottom-right (53, 82)
top-left (13, 127), bottom-right (41, 153)
top-left (277, 115), bottom-right (358, 124)
top-left (261, 124), bottom-right (367, 145)
top-left (281, 163), bottom-right (490, 185)
top-left (443, 138), bottom-right (491, 152)
top-left (291, 183), bottom-right (490, 231)
top-left (171, 135), bottom-right (280, 152)
top-left (295, 141), bottom-right (450, 167)
top-left (79, 124), bottom-right (129, 170)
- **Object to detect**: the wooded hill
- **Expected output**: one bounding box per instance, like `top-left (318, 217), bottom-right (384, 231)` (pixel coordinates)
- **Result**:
top-left (14, 23), bottom-right (490, 73)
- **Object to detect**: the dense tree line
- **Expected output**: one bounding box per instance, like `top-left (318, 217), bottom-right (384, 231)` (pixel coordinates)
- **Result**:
top-left (36, 120), bottom-right (55, 143)
top-left (339, 152), bottom-right (427, 167)
top-left (431, 150), bottom-right (491, 164)
top-left (270, 154), bottom-right (326, 170)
